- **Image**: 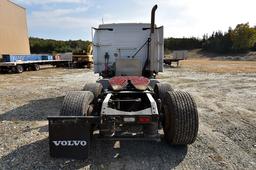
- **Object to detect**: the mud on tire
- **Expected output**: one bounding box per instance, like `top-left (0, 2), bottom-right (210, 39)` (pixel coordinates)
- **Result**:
top-left (60, 91), bottom-right (94, 116)
top-left (163, 91), bottom-right (198, 145)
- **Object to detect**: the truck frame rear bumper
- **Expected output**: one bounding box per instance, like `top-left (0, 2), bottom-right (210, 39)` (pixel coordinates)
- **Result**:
top-left (101, 93), bottom-right (159, 116)
top-left (47, 115), bottom-right (160, 159)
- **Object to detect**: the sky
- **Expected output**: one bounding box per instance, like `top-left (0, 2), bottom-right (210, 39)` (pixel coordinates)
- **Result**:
top-left (13, 0), bottom-right (256, 41)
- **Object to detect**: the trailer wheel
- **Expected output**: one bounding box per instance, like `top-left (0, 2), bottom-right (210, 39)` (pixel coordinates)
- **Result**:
top-left (60, 91), bottom-right (94, 116)
top-left (154, 83), bottom-right (173, 100)
top-left (163, 91), bottom-right (198, 145)
top-left (32, 64), bottom-right (40, 71)
top-left (83, 83), bottom-right (103, 98)
top-left (0, 68), bottom-right (7, 74)
top-left (15, 65), bottom-right (24, 73)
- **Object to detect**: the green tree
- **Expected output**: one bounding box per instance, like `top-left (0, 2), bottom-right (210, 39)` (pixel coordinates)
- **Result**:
top-left (230, 23), bottom-right (256, 52)
top-left (202, 30), bottom-right (233, 53)
top-left (164, 37), bottom-right (202, 51)
top-left (29, 37), bottom-right (91, 54)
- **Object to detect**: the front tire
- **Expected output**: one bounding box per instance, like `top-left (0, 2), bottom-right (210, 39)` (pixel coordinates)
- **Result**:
top-left (163, 91), bottom-right (198, 145)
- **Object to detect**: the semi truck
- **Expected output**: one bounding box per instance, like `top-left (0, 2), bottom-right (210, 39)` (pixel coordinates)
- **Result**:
top-left (47, 5), bottom-right (198, 160)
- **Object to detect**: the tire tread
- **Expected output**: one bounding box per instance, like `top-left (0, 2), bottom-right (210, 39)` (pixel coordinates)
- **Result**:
top-left (163, 91), bottom-right (198, 145)
top-left (60, 91), bottom-right (94, 116)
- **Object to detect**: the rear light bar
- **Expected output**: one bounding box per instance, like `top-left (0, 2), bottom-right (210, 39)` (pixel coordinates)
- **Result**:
top-left (123, 116), bottom-right (156, 124)
top-left (138, 117), bottom-right (151, 124)
top-left (123, 117), bottom-right (136, 122)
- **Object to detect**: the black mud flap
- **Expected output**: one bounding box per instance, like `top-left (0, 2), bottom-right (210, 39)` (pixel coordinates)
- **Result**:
top-left (47, 116), bottom-right (99, 160)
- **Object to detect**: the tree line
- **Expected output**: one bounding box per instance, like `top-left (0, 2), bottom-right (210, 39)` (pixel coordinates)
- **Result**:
top-left (29, 37), bottom-right (91, 54)
top-left (30, 23), bottom-right (256, 54)
top-left (164, 37), bottom-right (202, 52)
top-left (165, 23), bottom-right (256, 53)
top-left (202, 23), bottom-right (256, 53)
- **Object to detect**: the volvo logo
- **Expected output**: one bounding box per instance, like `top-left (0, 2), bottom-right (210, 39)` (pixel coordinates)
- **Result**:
top-left (52, 140), bottom-right (87, 146)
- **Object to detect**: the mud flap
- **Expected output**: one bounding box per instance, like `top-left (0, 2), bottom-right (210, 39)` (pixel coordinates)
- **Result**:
top-left (47, 116), bottom-right (99, 160)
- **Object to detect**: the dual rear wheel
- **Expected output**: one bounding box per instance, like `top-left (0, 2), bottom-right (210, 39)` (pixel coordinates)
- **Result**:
top-left (60, 91), bottom-right (94, 116)
top-left (60, 82), bottom-right (198, 145)
top-left (13, 64), bottom-right (40, 73)
top-left (155, 83), bottom-right (199, 145)
top-left (60, 83), bottom-right (102, 116)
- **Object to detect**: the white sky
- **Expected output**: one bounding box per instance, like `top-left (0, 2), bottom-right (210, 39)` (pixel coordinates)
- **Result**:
top-left (13, 0), bottom-right (256, 40)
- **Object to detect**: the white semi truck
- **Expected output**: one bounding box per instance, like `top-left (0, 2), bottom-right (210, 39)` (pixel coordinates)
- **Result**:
top-left (47, 5), bottom-right (198, 159)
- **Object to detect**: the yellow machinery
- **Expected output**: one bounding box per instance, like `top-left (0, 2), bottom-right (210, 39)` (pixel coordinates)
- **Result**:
top-left (72, 43), bottom-right (93, 68)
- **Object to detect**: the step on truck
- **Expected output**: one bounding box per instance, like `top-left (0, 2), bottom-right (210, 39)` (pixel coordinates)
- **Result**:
top-left (48, 5), bottom-right (199, 159)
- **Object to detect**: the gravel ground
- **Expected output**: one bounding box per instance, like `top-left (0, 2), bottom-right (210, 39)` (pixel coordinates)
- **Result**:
top-left (0, 63), bottom-right (255, 170)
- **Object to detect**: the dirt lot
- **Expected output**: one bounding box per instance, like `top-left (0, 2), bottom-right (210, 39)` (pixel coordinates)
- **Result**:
top-left (0, 60), bottom-right (255, 170)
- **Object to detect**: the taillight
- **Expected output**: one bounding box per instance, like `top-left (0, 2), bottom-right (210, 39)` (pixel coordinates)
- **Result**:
top-left (138, 117), bottom-right (151, 124)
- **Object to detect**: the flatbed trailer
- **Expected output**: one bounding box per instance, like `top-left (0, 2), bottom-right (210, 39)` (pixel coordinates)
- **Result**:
top-left (0, 60), bottom-right (71, 73)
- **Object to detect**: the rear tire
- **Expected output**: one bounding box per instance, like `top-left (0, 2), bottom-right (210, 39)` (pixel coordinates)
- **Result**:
top-left (33, 64), bottom-right (40, 71)
top-left (15, 65), bottom-right (24, 73)
top-left (60, 91), bottom-right (94, 116)
top-left (0, 68), bottom-right (7, 74)
top-left (83, 83), bottom-right (103, 98)
top-left (163, 91), bottom-right (198, 145)
top-left (154, 83), bottom-right (173, 100)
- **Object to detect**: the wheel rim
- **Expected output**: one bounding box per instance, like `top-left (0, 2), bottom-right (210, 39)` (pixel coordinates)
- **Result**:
top-left (16, 65), bottom-right (23, 73)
